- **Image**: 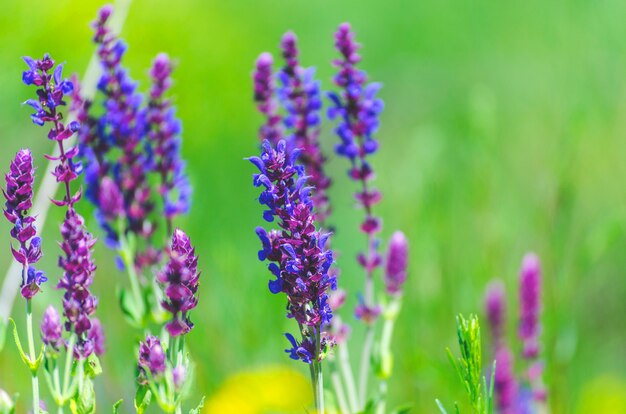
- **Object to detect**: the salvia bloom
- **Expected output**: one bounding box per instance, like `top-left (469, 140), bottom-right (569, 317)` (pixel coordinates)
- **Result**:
top-left (147, 53), bottom-right (191, 221)
top-left (250, 140), bottom-right (336, 363)
top-left (138, 335), bottom-right (166, 382)
top-left (81, 5), bottom-right (154, 244)
top-left (157, 229), bottom-right (200, 337)
top-left (384, 231), bottom-right (408, 295)
top-left (494, 347), bottom-right (519, 414)
top-left (88, 318), bottom-right (106, 356)
top-left (22, 55), bottom-right (81, 207)
top-left (276, 32), bottom-right (331, 225)
top-left (57, 209), bottom-right (98, 357)
top-left (3, 149), bottom-right (44, 298)
top-left (485, 280), bottom-right (507, 348)
top-left (518, 253), bottom-right (541, 359)
top-left (41, 305), bottom-right (63, 351)
top-left (253, 53), bottom-right (282, 144)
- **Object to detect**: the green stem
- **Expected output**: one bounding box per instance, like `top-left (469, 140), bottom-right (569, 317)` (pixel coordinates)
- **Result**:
top-left (314, 362), bottom-right (325, 414)
top-left (338, 343), bottom-right (358, 412)
top-left (119, 232), bottom-right (146, 323)
top-left (62, 335), bottom-right (77, 399)
top-left (26, 299), bottom-right (40, 414)
top-left (330, 365), bottom-right (349, 414)
top-left (358, 326), bottom-right (375, 409)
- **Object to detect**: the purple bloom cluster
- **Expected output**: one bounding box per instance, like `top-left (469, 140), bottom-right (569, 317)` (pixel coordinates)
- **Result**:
top-left (485, 280), bottom-right (506, 347)
top-left (88, 318), bottom-right (106, 356)
top-left (276, 32), bottom-right (331, 225)
top-left (147, 53), bottom-right (191, 223)
top-left (57, 209), bottom-right (98, 358)
top-left (41, 305), bottom-right (63, 351)
top-left (3, 149), bottom-right (45, 299)
top-left (518, 253), bottom-right (541, 359)
top-left (253, 53), bottom-right (282, 144)
top-left (138, 335), bottom-right (166, 383)
top-left (250, 140), bottom-right (336, 363)
top-left (157, 229), bottom-right (200, 337)
top-left (384, 231), bottom-right (408, 295)
top-left (329, 23), bottom-right (385, 323)
top-left (22, 55), bottom-right (81, 207)
top-left (493, 347), bottom-right (519, 414)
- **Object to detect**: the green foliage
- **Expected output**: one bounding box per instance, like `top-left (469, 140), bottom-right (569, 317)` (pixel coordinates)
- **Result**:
top-left (112, 399), bottom-right (123, 414)
top-left (188, 396), bottom-right (205, 414)
top-left (437, 314), bottom-right (493, 414)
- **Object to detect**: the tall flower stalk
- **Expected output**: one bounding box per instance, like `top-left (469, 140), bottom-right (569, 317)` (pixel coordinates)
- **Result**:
top-left (249, 140), bottom-right (336, 413)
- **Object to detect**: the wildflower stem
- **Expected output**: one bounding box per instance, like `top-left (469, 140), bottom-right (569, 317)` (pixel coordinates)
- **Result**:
top-left (337, 344), bottom-right (358, 411)
top-left (312, 361), bottom-right (325, 414)
top-left (330, 363), bottom-right (349, 414)
top-left (26, 298), bottom-right (40, 414)
top-left (358, 325), bottom-right (375, 409)
top-left (61, 335), bottom-right (76, 399)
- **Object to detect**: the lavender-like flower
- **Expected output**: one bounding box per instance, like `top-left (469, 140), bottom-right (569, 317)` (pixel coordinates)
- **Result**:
top-left (494, 347), bottom-right (519, 414)
top-left (276, 32), bottom-right (331, 224)
top-left (57, 209), bottom-right (98, 358)
top-left (88, 318), bottom-right (106, 356)
top-left (3, 149), bottom-right (44, 298)
top-left (384, 231), bottom-right (408, 295)
top-left (147, 53), bottom-right (191, 225)
top-left (138, 335), bottom-right (166, 383)
top-left (41, 305), bottom-right (63, 351)
top-left (253, 53), bottom-right (282, 144)
top-left (329, 23), bottom-right (384, 322)
top-left (250, 140), bottom-right (336, 363)
top-left (518, 253), bottom-right (541, 359)
top-left (485, 280), bottom-right (506, 348)
top-left (157, 229), bottom-right (200, 337)
top-left (22, 55), bottom-right (81, 207)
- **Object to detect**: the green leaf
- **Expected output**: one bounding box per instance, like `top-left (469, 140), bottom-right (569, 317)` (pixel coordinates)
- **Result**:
top-left (134, 385), bottom-right (152, 414)
top-left (358, 397), bottom-right (380, 414)
top-left (0, 319), bottom-right (7, 353)
top-left (84, 353), bottom-right (102, 378)
top-left (390, 403), bottom-right (413, 414)
top-left (72, 378), bottom-right (96, 414)
top-left (117, 286), bottom-right (141, 327)
top-left (9, 318), bottom-right (32, 369)
top-left (188, 396), bottom-right (205, 414)
top-left (112, 400), bottom-right (123, 414)
top-left (435, 399), bottom-right (448, 414)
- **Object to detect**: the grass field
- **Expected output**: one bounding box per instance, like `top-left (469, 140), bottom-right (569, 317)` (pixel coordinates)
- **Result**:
top-left (1, 0), bottom-right (625, 412)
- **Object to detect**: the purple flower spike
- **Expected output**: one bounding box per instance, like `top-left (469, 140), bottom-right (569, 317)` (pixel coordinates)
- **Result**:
top-left (88, 318), bottom-right (106, 356)
top-left (277, 31), bottom-right (331, 225)
top-left (157, 229), bottom-right (200, 337)
top-left (41, 305), bottom-right (63, 351)
top-left (3, 149), bottom-right (45, 298)
top-left (494, 347), bottom-right (519, 414)
top-left (147, 53), bottom-right (191, 222)
top-left (98, 176), bottom-right (124, 221)
top-left (138, 335), bottom-right (166, 382)
top-left (249, 140), bottom-right (336, 364)
top-left (519, 253), bottom-right (541, 359)
top-left (57, 208), bottom-right (98, 358)
top-left (21, 55), bottom-right (81, 207)
top-left (253, 52), bottom-right (282, 144)
top-left (384, 231), bottom-right (408, 295)
top-left (485, 280), bottom-right (506, 348)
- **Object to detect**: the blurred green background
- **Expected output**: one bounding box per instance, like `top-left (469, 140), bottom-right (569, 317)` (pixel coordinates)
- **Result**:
top-left (1, 0), bottom-right (626, 412)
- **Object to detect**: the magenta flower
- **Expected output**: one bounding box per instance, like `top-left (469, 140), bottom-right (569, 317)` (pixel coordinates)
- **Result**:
top-left (88, 318), bottom-right (106, 356)
top-left (138, 335), bottom-right (166, 382)
top-left (518, 253), bottom-right (541, 359)
top-left (485, 280), bottom-right (506, 348)
top-left (253, 53), bottom-right (282, 144)
top-left (384, 231), bottom-right (408, 295)
top-left (494, 347), bottom-right (519, 414)
top-left (157, 229), bottom-right (200, 337)
top-left (41, 305), bottom-right (63, 351)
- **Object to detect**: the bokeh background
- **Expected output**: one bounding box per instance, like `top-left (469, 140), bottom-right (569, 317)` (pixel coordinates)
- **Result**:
top-left (1, 0), bottom-right (626, 412)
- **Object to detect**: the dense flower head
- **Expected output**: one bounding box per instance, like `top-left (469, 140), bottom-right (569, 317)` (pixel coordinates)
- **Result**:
top-left (157, 229), bottom-right (200, 337)
top-left (41, 305), bottom-right (63, 351)
top-left (276, 32), bottom-right (331, 225)
top-left (147, 53), bottom-right (191, 220)
top-left (250, 140), bottom-right (336, 363)
top-left (518, 253), bottom-right (541, 359)
top-left (22, 54), bottom-right (82, 207)
top-left (138, 335), bottom-right (166, 383)
top-left (253, 53), bottom-right (282, 144)
top-left (494, 347), bottom-right (519, 414)
top-left (57, 208), bottom-right (98, 358)
top-left (384, 231), bottom-right (408, 294)
top-left (485, 279), bottom-right (507, 348)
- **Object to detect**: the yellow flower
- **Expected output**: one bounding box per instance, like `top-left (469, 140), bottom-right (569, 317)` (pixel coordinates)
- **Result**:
top-left (204, 365), bottom-right (313, 414)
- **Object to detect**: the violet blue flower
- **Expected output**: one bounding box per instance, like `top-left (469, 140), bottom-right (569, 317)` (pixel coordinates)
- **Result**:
top-left (138, 335), bottom-right (166, 382)
top-left (253, 53), bottom-right (282, 144)
top-left (384, 231), bottom-right (408, 295)
top-left (147, 53), bottom-right (191, 223)
top-left (277, 32), bottom-right (331, 225)
top-left (249, 140), bottom-right (336, 363)
top-left (41, 305), bottom-right (63, 351)
top-left (157, 229), bottom-right (200, 337)
top-left (57, 208), bottom-right (98, 358)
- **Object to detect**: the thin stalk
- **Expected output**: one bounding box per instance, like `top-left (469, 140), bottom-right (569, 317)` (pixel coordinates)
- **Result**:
top-left (313, 362), bottom-right (325, 414)
top-left (358, 326), bottom-right (375, 408)
top-left (61, 335), bottom-right (77, 399)
top-left (26, 299), bottom-right (40, 414)
top-left (375, 381), bottom-right (387, 414)
top-left (330, 364), bottom-right (349, 414)
top-left (53, 364), bottom-right (64, 413)
top-left (337, 344), bottom-right (358, 412)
